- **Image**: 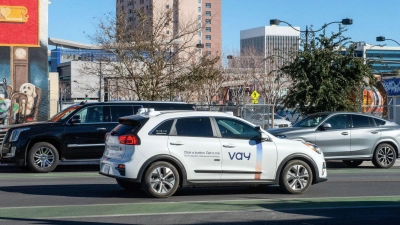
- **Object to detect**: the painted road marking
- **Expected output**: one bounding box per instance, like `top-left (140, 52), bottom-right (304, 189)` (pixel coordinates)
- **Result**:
top-left (0, 196), bottom-right (400, 219)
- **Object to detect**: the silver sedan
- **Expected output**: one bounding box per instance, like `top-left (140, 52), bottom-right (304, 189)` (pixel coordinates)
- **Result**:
top-left (267, 112), bottom-right (400, 168)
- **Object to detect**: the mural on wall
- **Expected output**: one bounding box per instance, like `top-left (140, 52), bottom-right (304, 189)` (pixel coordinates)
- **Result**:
top-left (0, 0), bottom-right (48, 126)
top-left (0, 78), bottom-right (41, 125)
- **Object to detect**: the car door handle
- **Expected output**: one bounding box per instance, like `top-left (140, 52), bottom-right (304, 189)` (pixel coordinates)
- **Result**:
top-left (371, 131), bottom-right (379, 134)
top-left (97, 128), bottom-right (106, 131)
top-left (223, 144), bottom-right (236, 148)
top-left (170, 142), bottom-right (183, 146)
top-left (341, 132), bottom-right (348, 135)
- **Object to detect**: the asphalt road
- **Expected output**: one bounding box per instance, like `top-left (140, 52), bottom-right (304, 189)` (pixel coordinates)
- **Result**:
top-left (0, 160), bottom-right (399, 224)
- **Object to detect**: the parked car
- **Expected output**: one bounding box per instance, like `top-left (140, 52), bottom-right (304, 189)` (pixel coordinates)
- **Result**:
top-left (267, 112), bottom-right (400, 168)
top-left (100, 109), bottom-right (327, 198)
top-left (0, 101), bottom-right (195, 172)
top-left (247, 113), bottom-right (292, 129)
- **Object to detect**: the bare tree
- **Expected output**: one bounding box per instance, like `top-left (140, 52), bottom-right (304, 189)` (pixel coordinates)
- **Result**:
top-left (82, 0), bottom-right (220, 101)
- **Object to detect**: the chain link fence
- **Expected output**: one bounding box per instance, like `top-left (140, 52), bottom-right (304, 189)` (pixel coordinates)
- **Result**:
top-left (197, 104), bottom-right (400, 128)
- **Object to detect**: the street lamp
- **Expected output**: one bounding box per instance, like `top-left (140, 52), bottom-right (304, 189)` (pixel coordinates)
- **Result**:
top-left (376, 36), bottom-right (400, 46)
top-left (270, 18), bottom-right (353, 48)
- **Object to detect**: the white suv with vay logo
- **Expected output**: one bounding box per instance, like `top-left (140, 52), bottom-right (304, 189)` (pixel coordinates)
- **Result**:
top-left (99, 109), bottom-right (327, 198)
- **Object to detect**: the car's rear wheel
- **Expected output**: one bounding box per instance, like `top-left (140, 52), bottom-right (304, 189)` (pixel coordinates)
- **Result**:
top-left (342, 160), bottom-right (363, 167)
top-left (27, 142), bottom-right (59, 173)
top-left (372, 144), bottom-right (397, 168)
top-left (116, 179), bottom-right (142, 191)
top-left (279, 160), bottom-right (312, 194)
top-left (143, 161), bottom-right (179, 198)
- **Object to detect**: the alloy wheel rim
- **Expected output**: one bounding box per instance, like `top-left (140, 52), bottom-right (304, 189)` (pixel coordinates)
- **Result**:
top-left (149, 166), bottom-right (175, 194)
top-left (286, 164), bottom-right (309, 191)
top-left (377, 146), bottom-right (395, 166)
top-left (33, 147), bottom-right (55, 168)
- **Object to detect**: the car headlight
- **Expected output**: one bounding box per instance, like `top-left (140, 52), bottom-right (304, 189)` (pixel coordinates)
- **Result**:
top-left (303, 141), bottom-right (322, 154)
top-left (275, 135), bottom-right (286, 138)
top-left (9, 128), bottom-right (30, 142)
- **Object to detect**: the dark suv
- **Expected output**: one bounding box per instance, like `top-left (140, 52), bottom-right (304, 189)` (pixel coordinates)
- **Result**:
top-left (0, 101), bottom-right (195, 172)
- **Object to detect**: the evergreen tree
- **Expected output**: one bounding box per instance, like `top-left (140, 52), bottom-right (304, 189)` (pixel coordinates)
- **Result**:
top-left (281, 26), bottom-right (376, 116)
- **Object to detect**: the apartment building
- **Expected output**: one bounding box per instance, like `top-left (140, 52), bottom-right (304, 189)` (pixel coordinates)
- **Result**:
top-left (116, 0), bottom-right (221, 56)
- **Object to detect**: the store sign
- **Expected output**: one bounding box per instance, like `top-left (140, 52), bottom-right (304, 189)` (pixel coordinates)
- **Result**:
top-left (0, 0), bottom-right (39, 46)
top-left (382, 78), bottom-right (400, 96)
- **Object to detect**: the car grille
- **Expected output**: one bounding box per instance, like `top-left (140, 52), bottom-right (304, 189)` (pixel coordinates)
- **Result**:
top-left (279, 124), bottom-right (289, 128)
top-left (0, 128), bottom-right (7, 147)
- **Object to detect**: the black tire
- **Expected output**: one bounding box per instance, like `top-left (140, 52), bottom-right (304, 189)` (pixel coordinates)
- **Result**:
top-left (342, 160), bottom-right (363, 167)
top-left (143, 161), bottom-right (179, 198)
top-left (116, 179), bottom-right (142, 191)
top-left (372, 143), bottom-right (397, 168)
top-left (27, 142), bottom-right (59, 173)
top-left (279, 160), bottom-right (313, 194)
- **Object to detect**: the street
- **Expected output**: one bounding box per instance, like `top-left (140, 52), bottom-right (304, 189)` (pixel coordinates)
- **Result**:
top-left (0, 161), bottom-right (399, 224)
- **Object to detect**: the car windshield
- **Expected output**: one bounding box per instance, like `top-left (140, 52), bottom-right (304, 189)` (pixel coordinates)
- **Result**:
top-left (48, 105), bottom-right (82, 122)
top-left (292, 114), bottom-right (328, 127)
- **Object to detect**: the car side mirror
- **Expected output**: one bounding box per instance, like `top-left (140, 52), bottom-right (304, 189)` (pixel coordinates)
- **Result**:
top-left (70, 115), bottom-right (81, 124)
top-left (260, 132), bottom-right (269, 141)
top-left (320, 123), bottom-right (332, 130)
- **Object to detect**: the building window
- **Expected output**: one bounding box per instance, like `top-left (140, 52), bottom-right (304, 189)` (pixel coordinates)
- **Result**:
top-left (205, 19), bottom-right (211, 24)
top-left (129, 17), bottom-right (133, 22)
top-left (205, 11), bottom-right (211, 16)
top-left (166, 30), bottom-right (170, 34)
top-left (166, 4), bottom-right (169, 9)
top-left (205, 3), bottom-right (211, 8)
top-left (206, 35), bottom-right (211, 40)
top-left (198, 0), bottom-right (202, 3)
top-left (206, 51), bottom-right (211, 55)
top-left (206, 43), bottom-right (211, 48)
top-left (120, 0), bottom-right (124, 3)
top-left (140, 0), bottom-right (144, 4)
top-left (198, 15), bottom-right (201, 20)
top-left (205, 27), bottom-right (211, 32)
top-left (198, 7), bottom-right (201, 12)
top-left (198, 32), bottom-right (202, 37)
top-left (121, 5), bottom-right (124, 10)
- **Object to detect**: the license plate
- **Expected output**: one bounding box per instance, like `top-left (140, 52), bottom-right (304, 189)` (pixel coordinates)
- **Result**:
top-left (102, 164), bottom-right (110, 174)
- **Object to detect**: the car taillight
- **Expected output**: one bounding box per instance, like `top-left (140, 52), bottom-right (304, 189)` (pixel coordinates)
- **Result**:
top-left (118, 135), bottom-right (139, 145)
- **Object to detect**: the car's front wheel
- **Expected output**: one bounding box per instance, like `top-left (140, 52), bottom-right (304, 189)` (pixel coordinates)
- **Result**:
top-left (143, 161), bottom-right (179, 198)
top-left (372, 144), bottom-right (397, 168)
top-left (342, 160), bottom-right (363, 167)
top-left (27, 142), bottom-right (59, 173)
top-left (279, 160), bottom-right (313, 194)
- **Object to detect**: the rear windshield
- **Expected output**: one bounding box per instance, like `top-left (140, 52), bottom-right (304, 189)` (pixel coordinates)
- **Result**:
top-left (110, 124), bottom-right (140, 135)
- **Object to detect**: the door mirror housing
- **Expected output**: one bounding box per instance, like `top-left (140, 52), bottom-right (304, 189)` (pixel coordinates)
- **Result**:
top-left (261, 132), bottom-right (269, 141)
top-left (320, 123), bottom-right (332, 130)
top-left (70, 115), bottom-right (81, 124)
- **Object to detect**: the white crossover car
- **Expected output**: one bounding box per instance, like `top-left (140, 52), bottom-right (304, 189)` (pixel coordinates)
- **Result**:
top-left (247, 113), bottom-right (292, 129)
top-left (100, 109), bottom-right (327, 198)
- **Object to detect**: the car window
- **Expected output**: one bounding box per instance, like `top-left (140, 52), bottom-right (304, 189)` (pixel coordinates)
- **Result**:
top-left (174, 117), bottom-right (213, 137)
top-left (373, 118), bottom-right (386, 126)
top-left (274, 114), bottom-right (283, 119)
top-left (215, 117), bottom-right (259, 139)
top-left (110, 106), bottom-right (134, 122)
top-left (74, 106), bottom-right (104, 123)
top-left (293, 114), bottom-right (328, 127)
top-left (352, 115), bottom-right (375, 128)
top-left (151, 119), bottom-right (174, 135)
top-left (324, 115), bottom-right (348, 129)
top-left (49, 105), bottom-right (82, 122)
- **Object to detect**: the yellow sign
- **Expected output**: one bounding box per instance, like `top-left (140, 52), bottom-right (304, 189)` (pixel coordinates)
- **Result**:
top-left (0, 6), bottom-right (28, 23)
top-left (252, 99), bottom-right (258, 104)
top-left (251, 90), bottom-right (260, 99)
